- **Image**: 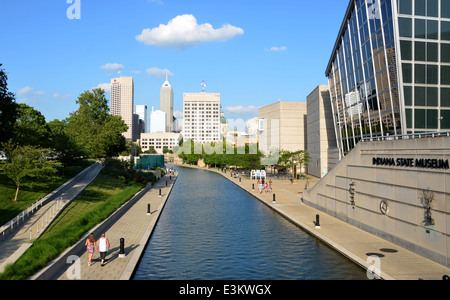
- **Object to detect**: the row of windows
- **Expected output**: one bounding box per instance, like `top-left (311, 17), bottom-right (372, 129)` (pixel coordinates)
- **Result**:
top-left (399, 17), bottom-right (450, 40)
top-left (404, 86), bottom-right (450, 106)
top-left (402, 63), bottom-right (450, 84)
top-left (405, 108), bottom-right (450, 129)
top-left (398, 0), bottom-right (450, 18)
top-left (400, 40), bottom-right (450, 62)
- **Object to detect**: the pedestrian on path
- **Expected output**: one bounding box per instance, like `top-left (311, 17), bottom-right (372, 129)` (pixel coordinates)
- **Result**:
top-left (85, 234), bottom-right (96, 266)
top-left (96, 233), bottom-right (111, 266)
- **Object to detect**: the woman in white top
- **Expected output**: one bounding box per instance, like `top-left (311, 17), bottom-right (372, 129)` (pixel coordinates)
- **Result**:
top-left (96, 233), bottom-right (110, 266)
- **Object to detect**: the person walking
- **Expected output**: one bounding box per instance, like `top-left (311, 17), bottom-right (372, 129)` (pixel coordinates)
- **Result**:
top-left (85, 234), bottom-right (96, 266)
top-left (96, 233), bottom-right (111, 266)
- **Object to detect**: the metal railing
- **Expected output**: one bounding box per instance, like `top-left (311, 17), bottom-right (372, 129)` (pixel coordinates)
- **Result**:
top-left (360, 131), bottom-right (450, 143)
top-left (1, 198), bottom-right (44, 241)
top-left (26, 197), bottom-right (65, 241)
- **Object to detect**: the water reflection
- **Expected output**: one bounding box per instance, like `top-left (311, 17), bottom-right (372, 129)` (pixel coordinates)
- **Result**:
top-left (133, 166), bottom-right (367, 280)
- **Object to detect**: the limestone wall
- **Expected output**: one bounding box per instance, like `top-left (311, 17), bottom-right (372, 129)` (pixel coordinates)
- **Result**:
top-left (303, 136), bottom-right (450, 267)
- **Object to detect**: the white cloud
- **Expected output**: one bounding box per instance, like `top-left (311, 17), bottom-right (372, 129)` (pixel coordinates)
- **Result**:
top-left (225, 105), bottom-right (258, 115)
top-left (146, 68), bottom-right (173, 78)
top-left (100, 63), bottom-right (124, 71)
top-left (269, 46), bottom-right (287, 52)
top-left (136, 14), bottom-right (244, 49)
top-left (52, 93), bottom-right (72, 99)
top-left (17, 86), bottom-right (34, 96)
top-left (95, 83), bottom-right (111, 93)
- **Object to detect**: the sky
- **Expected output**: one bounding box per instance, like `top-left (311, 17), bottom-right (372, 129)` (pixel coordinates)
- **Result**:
top-left (0, 0), bottom-right (348, 126)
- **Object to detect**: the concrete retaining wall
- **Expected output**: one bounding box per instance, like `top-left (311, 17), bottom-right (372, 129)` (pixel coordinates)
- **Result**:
top-left (303, 137), bottom-right (450, 267)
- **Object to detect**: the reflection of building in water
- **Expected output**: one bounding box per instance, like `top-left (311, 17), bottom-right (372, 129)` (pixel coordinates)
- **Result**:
top-left (325, 0), bottom-right (450, 158)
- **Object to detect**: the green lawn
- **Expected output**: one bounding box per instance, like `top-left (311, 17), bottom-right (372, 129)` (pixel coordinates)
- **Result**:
top-left (0, 166), bottom-right (85, 226)
top-left (0, 173), bottom-right (144, 280)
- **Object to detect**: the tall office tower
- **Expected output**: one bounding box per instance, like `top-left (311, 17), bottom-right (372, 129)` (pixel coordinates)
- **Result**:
top-left (135, 105), bottom-right (148, 133)
top-left (160, 75), bottom-right (174, 133)
top-left (326, 0), bottom-right (450, 158)
top-left (183, 93), bottom-right (221, 143)
top-left (111, 77), bottom-right (135, 141)
top-left (150, 107), bottom-right (167, 133)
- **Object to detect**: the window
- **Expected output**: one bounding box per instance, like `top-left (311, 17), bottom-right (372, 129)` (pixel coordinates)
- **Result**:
top-left (415, 64), bottom-right (426, 84)
top-left (415, 86), bottom-right (426, 106)
top-left (415, 19), bottom-right (426, 39)
top-left (441, 66), bottom-right (450, 84)
top-left (442, 88), bottom-right (450, 107)
top-left (399, 0), bottom-right (412, 15)
top-left (414, 109), bottom-right (426, 128)
top-left (441, 110), bottom-right (450, 129)
top-left (442, 21), bottom-right (450, 40)
top-left (427, 20), bottom-right (438, 40)
top-left (403, 63), bottom-right (413, 83)
top-left (427, 0), bottom-right (438, 17)
top-left (427, 65), bottom-right (438, 84)
top-left (442, 0), bottom-right (450, 18)
top-left (401, 40), bottom-right (412, 60)
top-left (398, 17), bottom-right (412, 37)
top-left (415, 42), bottom-right (426, 61)
top-left (442, 44), bottom-right (450, 62)
top-left (415, 0), bottom-right (426, 16)
top-left (404, 86), bottom-right (413, 106)
top-left (427, 43), bottom-right (438, 62)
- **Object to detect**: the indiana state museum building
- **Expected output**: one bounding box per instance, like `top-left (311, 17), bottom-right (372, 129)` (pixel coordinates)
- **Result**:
top-left (303, 0), bottom-right (450, 270)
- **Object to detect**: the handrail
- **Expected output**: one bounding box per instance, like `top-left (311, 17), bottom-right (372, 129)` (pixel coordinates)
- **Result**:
top-left (360, 131), bottom-right (450, 143)
top-left (1, 198), bottom-right (44, 240)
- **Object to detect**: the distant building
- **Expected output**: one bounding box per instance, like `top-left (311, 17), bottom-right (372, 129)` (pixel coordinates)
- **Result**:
top-left (183, 93), bottom-right (221, 143)
top-left (140, 132), bottom-right (181, 154)
top-left (111, 77), bottom-right (135, 141)
top-left (135, 105), bottom-right (148, 133)
top-left (150, 107), bottom-right (167, 133)
top-left (160, 75), bottom-right (174, 133)
top-left (258, 101), bottom-right (307, 157)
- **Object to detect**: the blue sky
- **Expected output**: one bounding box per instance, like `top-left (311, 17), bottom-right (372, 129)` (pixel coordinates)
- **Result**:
top-left (0, 0), bottom-right (347, 124)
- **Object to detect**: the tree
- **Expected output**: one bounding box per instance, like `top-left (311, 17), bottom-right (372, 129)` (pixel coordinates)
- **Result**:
top-left (1, 141), bottom-right (61, 202)
top-left (66, 88), bottom-right (128, 158)
top-left (47, 118), bottom-right (83, 169)
top-left (0, 64), bottom-right (18, 145)
top-left (277, 149), bottom-right (310, 179)
top-left (13, 103), bottom-right (52, 148)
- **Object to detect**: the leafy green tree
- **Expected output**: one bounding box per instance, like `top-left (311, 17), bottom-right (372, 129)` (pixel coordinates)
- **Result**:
top-left (1, 141), bottom-right (61, 202)
top-left (47, 118), bottom-right (83, 169)
top-left (13, 103), bottom-right (52, 148)
top-left (66, 88), bottom-right (128, 158)
top-left (277, 149), bottom-right (310, 179)
top-left (0, 64), bottom-right (17, 145)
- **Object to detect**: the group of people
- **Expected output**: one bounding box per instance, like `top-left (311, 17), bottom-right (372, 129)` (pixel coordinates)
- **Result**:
top-left (257, 179), bottom-right (272, 194)
top-left (85, 233), bottom-right (111, 267)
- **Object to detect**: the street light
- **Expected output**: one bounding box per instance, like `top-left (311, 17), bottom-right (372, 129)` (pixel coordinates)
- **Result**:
top-left (292, 158), bottom-right (297, 183)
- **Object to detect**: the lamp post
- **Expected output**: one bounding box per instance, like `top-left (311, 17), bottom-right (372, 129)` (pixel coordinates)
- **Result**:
top-left (292, 158), bottom-right (297, 183)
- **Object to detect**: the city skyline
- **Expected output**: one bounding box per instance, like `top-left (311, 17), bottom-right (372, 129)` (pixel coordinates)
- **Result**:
top-left (0, 0), bottom-right (348, 123)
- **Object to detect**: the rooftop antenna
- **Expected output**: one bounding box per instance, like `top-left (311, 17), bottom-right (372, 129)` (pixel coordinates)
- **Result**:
top-left (201, 80), bottom-right (206, 93)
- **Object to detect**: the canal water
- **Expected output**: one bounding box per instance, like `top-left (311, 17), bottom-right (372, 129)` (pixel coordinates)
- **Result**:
top-left (133, 166), bottom-right (367, 280)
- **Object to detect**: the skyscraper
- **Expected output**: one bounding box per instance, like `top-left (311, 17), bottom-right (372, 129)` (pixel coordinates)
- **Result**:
top-left (160, 74), bottom-right (174, 133)
top-left (135, 104), bottom-right (148, 133)
top-left (111, 77), bottom-right (135, 141)
top-left (183, 93), bottom-right (221, 143)
top-left (150, 107), bottom-right (167, 133)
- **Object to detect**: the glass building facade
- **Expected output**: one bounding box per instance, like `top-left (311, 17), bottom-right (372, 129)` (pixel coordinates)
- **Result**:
top-left (326, 0), bottom-right (450, 157)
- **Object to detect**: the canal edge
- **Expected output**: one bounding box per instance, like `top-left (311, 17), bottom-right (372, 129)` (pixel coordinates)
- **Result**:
top-left (120, 174), bottom-right (178, 280)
